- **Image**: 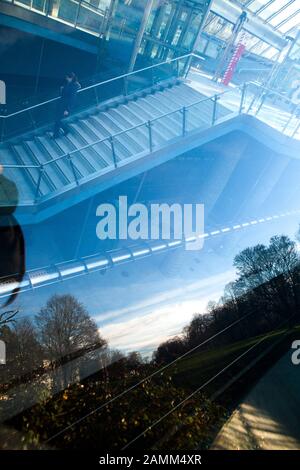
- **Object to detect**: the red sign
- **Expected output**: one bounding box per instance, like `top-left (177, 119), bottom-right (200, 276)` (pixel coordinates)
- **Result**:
top-left (222, 43), bottom-right (246, 86)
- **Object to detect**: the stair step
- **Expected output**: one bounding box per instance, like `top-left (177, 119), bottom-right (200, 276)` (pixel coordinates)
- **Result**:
top-left (52, 134), bottom-right (95, 178)
top-left (69, 122), bottom-right (112, 170)
top-left (150, 92), bottom-right (201, 132)
top-left (167, 86), bottom-right (229, 122)
top-left (36, 135), bottom-right (77, 184)
top-left (10, 144), bottom-right (51, 196)
top-left (23, 141), bottom-right (58, 192)
top-left (93, 112), bottom-right (139, 155)
top-left (0, 82), bottom-right (233, 206)
top-left (133, 99), bottom-right (179, 139)
top-left (107, 108), bottom-right (149, 150)
top-left (143, 95), bottom-right (183, 134)
top-left (160, 90), bottom-right (206, 128)
top-left (25, 139), bottom-right (65, 190)
top-left (2, 166), bottom-right (35, 202)
top-left (65, 131), bottom-right (100, 174)
top-left (74, 120), bottom-right (116, 167)
top-left (113, 104), bottom-right (158, 147)
top-left (115, 103), bottom-right (166, 147)
top-left (101, 111), bottom-right (144, 154)
top-left (127, 101), bottom-right (173, 145)
top-left (88, 115), bottom-right (133, 161)
top-left (163, 88), bottom-right (212, 125)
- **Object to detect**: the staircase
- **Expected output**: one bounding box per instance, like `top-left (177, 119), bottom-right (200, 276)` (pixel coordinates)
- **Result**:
top-left (0, 80), bottom-right (232, 209)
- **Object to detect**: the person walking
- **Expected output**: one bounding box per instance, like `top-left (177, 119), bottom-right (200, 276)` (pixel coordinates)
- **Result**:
top-left (53, 72), bottom-right (81, 138)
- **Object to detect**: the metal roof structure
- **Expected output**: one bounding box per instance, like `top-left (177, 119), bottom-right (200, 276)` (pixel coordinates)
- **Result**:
top-left (239, 0), bottom-right (300, 36)
top-left (205, 0), bottom-right (300, 60)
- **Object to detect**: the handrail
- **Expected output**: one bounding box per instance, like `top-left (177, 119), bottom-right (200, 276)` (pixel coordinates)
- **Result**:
top-left (247, 80), bottom-right (295, 105)
top-left (1, 80), bottom-right (293, 170)
top-left (1, 78), bottom-right (299, 201)
top-left (0, 86), bottom-right (236, 170)
top-left (0, 163), bottom-right (40, 169)
top-left (35, 85), bottom-right (240, 166)
top-left (0, 52), bottom-right (202, 119)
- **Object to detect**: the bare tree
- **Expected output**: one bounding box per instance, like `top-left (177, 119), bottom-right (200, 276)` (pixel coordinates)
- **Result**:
top-left (183, 314), bottom-right (211, 348)
top-left (233, 235), bottom-right (300, 321)
top-left (153, 336), bottom-right (186, 364)
top-left (35, 294), bottom-right (106, 388)
top-left (0, 318), bottom-right (43, 385)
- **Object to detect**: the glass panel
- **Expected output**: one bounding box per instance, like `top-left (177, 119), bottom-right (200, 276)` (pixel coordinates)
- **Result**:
top-left (217, 88), bottom-right (243, 118)
top-left (1, 53), bottom-right (189, 142)
top-left (204, 14), bottom-right (233, 42)
top-left (149, 120), bottom-right (162, 149)
top-left (14, 0), bottom-right (32, 7)
top-left (261, 46), bottom-right (279, 59)
top-left (187, 97), bottom-right (214, 130)
top-left (250, 40), bottom-right (273, 55)
top-left (259, 0), bottom-right (292, 20)
top-left (31, 0), bottom-right (47, 12)
top-left (268, 3), bottom-right (300, 26)
top-left (278, 16), bottom-right (300, 32)
top-left (196, 37), bottom-right (208, 54)
top-left (55, 0), bottom-right (79, 25)
top-left (76, 1), bottom-right (105, 34)
top-left (184, 102), bottom-right (204, 133)
top-left (205, 41), bottom-right (220, 59)
top-left (246, 0), bottom-right (270, 13)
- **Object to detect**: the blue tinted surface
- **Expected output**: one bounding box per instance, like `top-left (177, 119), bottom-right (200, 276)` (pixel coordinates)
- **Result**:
top-left (7, 130), bottom-right (300, 354)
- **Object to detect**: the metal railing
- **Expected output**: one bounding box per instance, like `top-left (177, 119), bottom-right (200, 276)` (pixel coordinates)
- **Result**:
top-left (0, 91), bottom-right (239, 202)
top-left (0, 52), bottom-right (198, 141)
top-left (1, 55), bottom-right (300, 206)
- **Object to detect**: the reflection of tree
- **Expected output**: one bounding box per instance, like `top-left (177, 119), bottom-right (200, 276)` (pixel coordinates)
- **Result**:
top-left (0, 294), bottom-right (109, 398)
top-left (1, 287), bottom-right (223, 450)
top-left (1, 319), bottom-right (43, 380)
top-left (233, 235), bottom-right (300, 321)
top-left (152, 336), bottom-right (184, 364)
top-left (3, 232), bottom-right (300, 450)
top-left (35, 294), bottom-right (107, 388)
top-left (0, 318), bottom-right (44, 394)
top-left (154, 234), bottom-right (300, 364)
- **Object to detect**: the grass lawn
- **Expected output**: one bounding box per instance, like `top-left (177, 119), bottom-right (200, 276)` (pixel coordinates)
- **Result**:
top-left (169, 325), bottom-right (300, 397)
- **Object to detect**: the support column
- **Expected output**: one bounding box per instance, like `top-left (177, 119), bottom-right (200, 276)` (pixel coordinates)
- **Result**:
top-left (128, 0), bottom-right (155, 73)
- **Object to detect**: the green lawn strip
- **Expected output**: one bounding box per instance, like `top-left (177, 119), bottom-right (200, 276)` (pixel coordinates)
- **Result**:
top-left (153, 325), bottom-right (300, 449)
top-left (169, 326), bottom-right (298, 393)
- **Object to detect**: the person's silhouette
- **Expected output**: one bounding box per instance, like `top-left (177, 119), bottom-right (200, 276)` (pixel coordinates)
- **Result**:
top-left (0, 165), bottom-right (25, 306)
top-left (52, 72), bottom-right (81, 138)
